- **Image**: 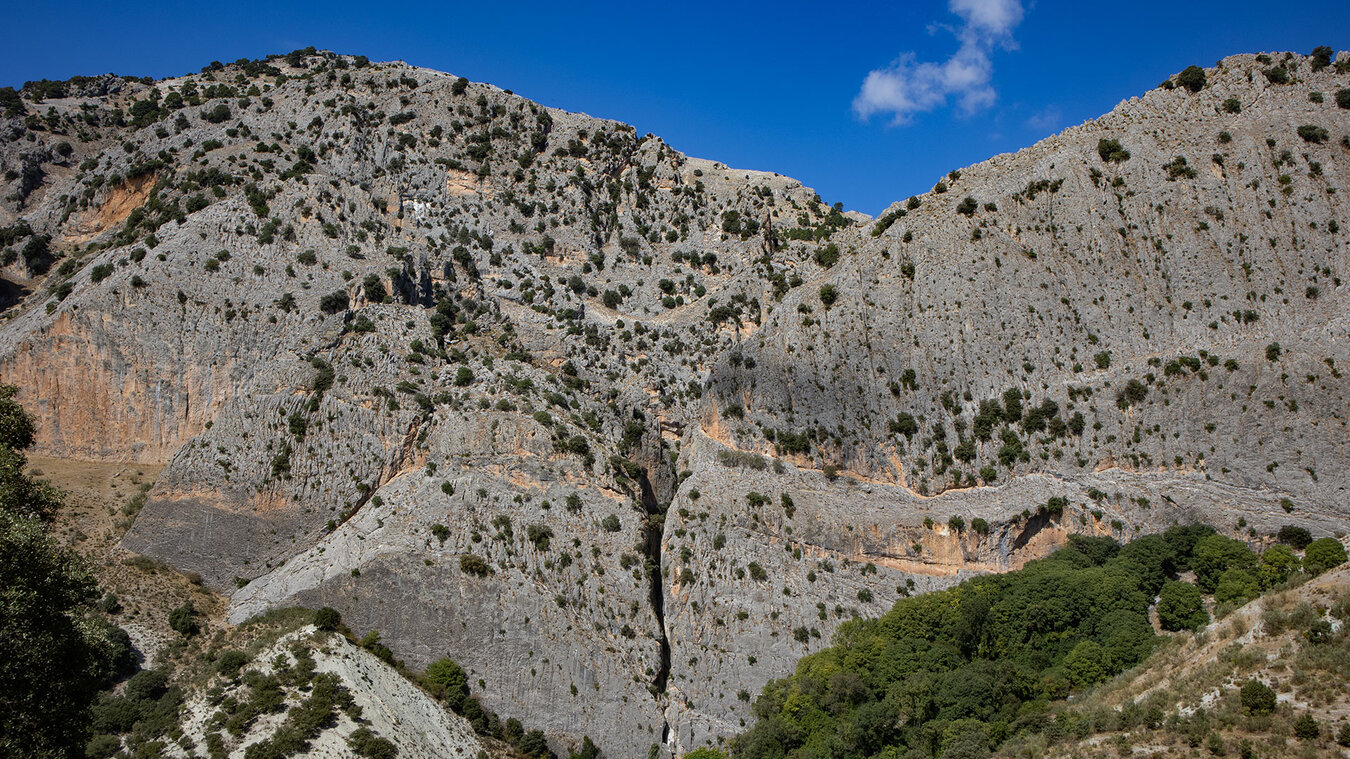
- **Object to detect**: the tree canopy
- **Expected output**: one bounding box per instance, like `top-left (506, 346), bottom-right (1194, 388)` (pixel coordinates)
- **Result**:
top-left (0, 386), bottom-right (127, 757)
top-left (727, 523), bottom-right (1308, 759)
top-left (730, 531), bottom-right (1195, 758)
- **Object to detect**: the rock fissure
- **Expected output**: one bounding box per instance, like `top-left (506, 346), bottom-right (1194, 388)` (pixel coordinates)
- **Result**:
top-left (637, 466), bottom-right (672, 742)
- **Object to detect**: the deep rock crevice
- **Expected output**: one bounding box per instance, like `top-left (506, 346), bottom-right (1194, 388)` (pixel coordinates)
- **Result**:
top-left (637, 467), bottom-right (672, 743)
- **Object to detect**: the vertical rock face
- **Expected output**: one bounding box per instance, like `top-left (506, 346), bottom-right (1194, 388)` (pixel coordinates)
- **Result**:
top-left (1, 50), bottom-right (1348, 754)
top-left (0, 296), bottom-right (234, 462)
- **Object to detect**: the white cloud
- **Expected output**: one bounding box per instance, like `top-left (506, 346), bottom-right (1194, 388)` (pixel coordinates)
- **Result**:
top-left (950, 0), bottom-right (1023, 38)
top-left (1026, 105), bottom-right (1062, 132)
top-left (853, 0), bottom-right (1024, 125)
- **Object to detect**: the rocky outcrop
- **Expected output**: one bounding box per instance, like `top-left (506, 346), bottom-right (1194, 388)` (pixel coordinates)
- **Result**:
top-left (172, 625), bottom-right (487, 759)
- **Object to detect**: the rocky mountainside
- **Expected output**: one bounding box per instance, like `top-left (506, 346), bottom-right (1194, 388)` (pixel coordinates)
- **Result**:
top-left (1, 48), bottom-right (1347, 756)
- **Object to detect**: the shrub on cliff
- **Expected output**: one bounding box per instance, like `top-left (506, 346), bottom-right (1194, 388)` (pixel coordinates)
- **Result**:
top-left (460, 554), bottom-right (490, 576)
top-left (1176, 65), bottom-right (1207, 93)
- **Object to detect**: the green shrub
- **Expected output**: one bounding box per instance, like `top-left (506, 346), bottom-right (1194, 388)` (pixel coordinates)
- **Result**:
top-left (520, 729), bottom-right (549, 757)
top-left (318, 291), bottom-right (348, 314)
top-left (168, 601), bottom-right (199, 636)
top-left (730, 533), bottom-right (1168, 756)
top-left (526, 524), bottom-right (553, 551)
top-left (1063, 640), bottom-right (1108, 686)
top-left (813, 244), bottom-right (839, 268)
top-left (870, 208), bottom-right (906, 237)
top-left (720, 210), bottom-right (742, 235)
top-left (201, 104), bottom-right (231, 123)
top-left (362, 274), bottom-right (387, 302)
top-left (1310, 46), bottom-right (1334, 71)
top-left (1163, 155), bottom-right (1196, 180)
top-left (1297, 125), bottom-right (1329, 143)
top-left (287, 413), bottom-right (307, 439)
top-left (216, 649), bottom-right (249, 677)
top-left (85, 733), bottom-right (122, 758)
top-left (1222, 98), bottom-right (1241, 113)
top-left (1294, 713), bottom-right (1320, 740)
top-left (1277, 524), bottom-right (1313, 549)
top-left (1258, 544), bottom-right (1300, 588)
top-left (91, 694), bottom-right (140, 734)
top-left (1157, 580), bottom-right (1208, 631)
top-left (1239, 679), bottom-right (1276, 715)
top-left (423, 657), bottom-right (469, 709)
top-left (1117, 379), bottom-right (1148, 408)
top-left (1304, 537), bottom-right (1347, 575)
top-left (313, 606), bottom-right (342, 631)
top-left (1097, 138), bottom-right (1130, 163)
top-left (890, 412), bottom-right (917, 438)
top-left (1213, 568), bottom-right (1260, 606)
top-left (460, 554), bottom-right (490, 576)
top-left (1337, 89), bottom-right (1350, 109)
top-left (309, 359), bottom-right (334, 394)
top-left (1192, 535), bottom-right (1257, 592)
top-left (347, 726), bottom-right (397, 759)
top-left (123, 668), bottom-right (169, 701)
top-left (1175, 65), bottom-right (1207, 93)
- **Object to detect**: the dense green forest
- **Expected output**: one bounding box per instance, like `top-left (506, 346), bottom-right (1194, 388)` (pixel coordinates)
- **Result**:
top-left (723, 526), bottom-right (1345, 759)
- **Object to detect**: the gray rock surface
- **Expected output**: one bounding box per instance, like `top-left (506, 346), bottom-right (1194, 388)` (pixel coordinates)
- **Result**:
top-left (171, 625), bottom-right (486, 758)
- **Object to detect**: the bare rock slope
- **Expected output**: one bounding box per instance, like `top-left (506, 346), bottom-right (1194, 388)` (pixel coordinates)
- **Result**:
top-left (169, 624), bottom-right (486, 759)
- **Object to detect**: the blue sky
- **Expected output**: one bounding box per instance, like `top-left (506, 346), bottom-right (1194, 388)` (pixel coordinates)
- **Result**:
top-left (2, 1), bottom-right (1347, 215)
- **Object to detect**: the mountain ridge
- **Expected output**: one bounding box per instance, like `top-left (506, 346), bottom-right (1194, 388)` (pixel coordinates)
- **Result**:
top-left (1, 47), bottom-right (1347, 756)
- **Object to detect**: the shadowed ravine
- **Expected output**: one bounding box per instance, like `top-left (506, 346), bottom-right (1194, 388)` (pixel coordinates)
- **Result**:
top-left (638, 466), bottom-right (673, 744)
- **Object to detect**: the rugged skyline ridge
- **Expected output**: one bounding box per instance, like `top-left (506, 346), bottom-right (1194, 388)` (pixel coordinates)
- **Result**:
top-left (0, 48), bottom-right (1347, 756)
